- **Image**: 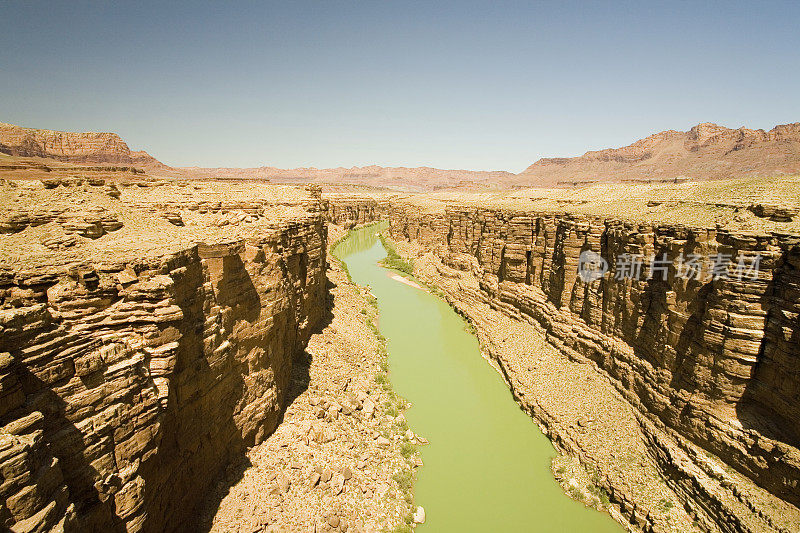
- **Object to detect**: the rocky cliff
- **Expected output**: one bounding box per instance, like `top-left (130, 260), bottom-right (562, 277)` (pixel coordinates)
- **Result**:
top-left (385, 198), bottom-right (800, 530)
top-left (520, 122), bottom-right (800, 185)
top-left (0, 123), bottom-right (169, 170)
top-left (0, 181), bottom-right (325, 531)
top-left (323, 195), bottom-right (388, 228)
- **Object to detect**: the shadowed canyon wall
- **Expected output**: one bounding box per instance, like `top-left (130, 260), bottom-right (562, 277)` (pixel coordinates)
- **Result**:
top-left (323, 197), bottom-right (386, 228)
top-left (0, 216), bottom-right (325, 532)
top-left (387, 204), bottom-right (800, 509)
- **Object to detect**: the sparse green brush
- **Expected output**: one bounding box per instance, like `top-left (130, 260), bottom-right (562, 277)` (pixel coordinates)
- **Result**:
top-left (393, 469), bottom-right (414, 492)
top-left (389, 519), bottom-right (413, 533)
top-left (330, 239), bottom-right (353, 282)
top-left (586, 483), bottom-right (611, 506)
top-left (569, 487), bottom-right (584, 502)
top-left (375, 373), bottom-right (388, 385)
top-left (367, 322), bottom-right (380, 337)
top-left (393, 470), bottom-right (415, 505)
top-left (378, 232), bottom-right (415, 274)
top-left (400, 442), bottom-right (415, 458)
top-left (381, 257), bottom-right (414, 274)
top-left (429, 285), bottom-right (446, 298)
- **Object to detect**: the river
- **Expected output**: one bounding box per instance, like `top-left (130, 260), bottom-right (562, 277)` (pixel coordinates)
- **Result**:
top-left (334, 223), bottom-right (621, 532)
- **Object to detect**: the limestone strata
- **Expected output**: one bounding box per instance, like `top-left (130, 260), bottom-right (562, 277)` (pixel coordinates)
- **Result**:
top-left (386, 201), bottom-right (800, 524)
top-left (1, 206), bottom-right (123, 238)
top-left (323, 196), bottom-right (387, 228)
top-left (0, 123), bottom-right (168, 170)
top-left (0, 215), bottom-right (325, 531)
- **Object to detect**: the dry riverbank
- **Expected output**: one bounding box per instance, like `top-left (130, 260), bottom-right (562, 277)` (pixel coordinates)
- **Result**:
top-left (202, 224), bottom-right (420, 532)
top-left (388, 234), bottom-right (800, 533)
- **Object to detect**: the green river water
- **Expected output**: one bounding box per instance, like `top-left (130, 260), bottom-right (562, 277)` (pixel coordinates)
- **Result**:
top-left (334, 223), bottom-right (621, 532)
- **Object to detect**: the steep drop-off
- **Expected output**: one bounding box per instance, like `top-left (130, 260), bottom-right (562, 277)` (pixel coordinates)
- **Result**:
top-left (0, 123), bottom-right (169, 170)
top-left (0, 181), bottom-right (325, 532)
top-left (382, 198), bottom-right (800, 531)
top-left (324, 195), bottom-right (387, 228)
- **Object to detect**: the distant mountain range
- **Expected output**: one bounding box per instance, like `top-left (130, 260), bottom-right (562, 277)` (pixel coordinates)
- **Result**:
top-left (518, 122), bottom-right (800, 186)
top-left (178, 164), bottom-right (516, 190)
top-left (2, 121), bottom-right (799, 188)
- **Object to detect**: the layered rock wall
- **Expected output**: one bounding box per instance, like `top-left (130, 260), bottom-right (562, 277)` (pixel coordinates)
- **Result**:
top-left (0, 123), bottom-right (167, 169)
top-left (0, 216), bottom-right (325, 532)
top-left (387, 203), bottom-right (800, 508)
top-left (324, 197), bottom-right (386, 228)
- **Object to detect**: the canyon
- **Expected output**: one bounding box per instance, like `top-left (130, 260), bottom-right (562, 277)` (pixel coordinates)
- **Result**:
top-left (381, 193), bottom-right (800, 531)
top-left (321, 181), bottom-right (800, 531)
top-left (4, 0), bottom-right (799, 529)
top-left (1, 122), bottom-right (800, 532)
top-left (2, 174), bottom-right (798, 531)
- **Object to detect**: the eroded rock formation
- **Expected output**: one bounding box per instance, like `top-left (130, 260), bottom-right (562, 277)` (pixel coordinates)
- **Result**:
top-left (385, 199), bottom-right (800, 528)
top-left (0, 123), bottom-right (168, 170)
top-left (0, 181), bottom-right (325, 532)
top-left (323, 196), bottom-right (387, 228)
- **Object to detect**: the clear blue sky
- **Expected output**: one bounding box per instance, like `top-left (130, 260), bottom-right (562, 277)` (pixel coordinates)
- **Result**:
top-left (1, 1), bottom-right (798, 171)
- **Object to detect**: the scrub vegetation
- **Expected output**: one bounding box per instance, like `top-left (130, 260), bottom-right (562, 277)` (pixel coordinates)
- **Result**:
top-left (378, 231), bottom-right (415, 274)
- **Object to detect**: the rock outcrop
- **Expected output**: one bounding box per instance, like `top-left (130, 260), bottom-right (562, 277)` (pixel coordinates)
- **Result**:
top-left (0, 123), bottom-right (169, 170)
top-left (0, 181), bottom-right (325, 532)
top-left (323, 196), bottom-right (387, 228)
top-left (385, 200), bottom-right (800, 527)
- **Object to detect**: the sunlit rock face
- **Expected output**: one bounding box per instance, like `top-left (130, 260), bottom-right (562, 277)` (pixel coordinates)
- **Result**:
top-left (0, 122), bottom-right (166, 169)
top-left (0, 181), bottom-right (325, 532)
top-left (323, 196), bottom-right (387, 229)
top-left (387, 202), bottom-right (800, 508)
